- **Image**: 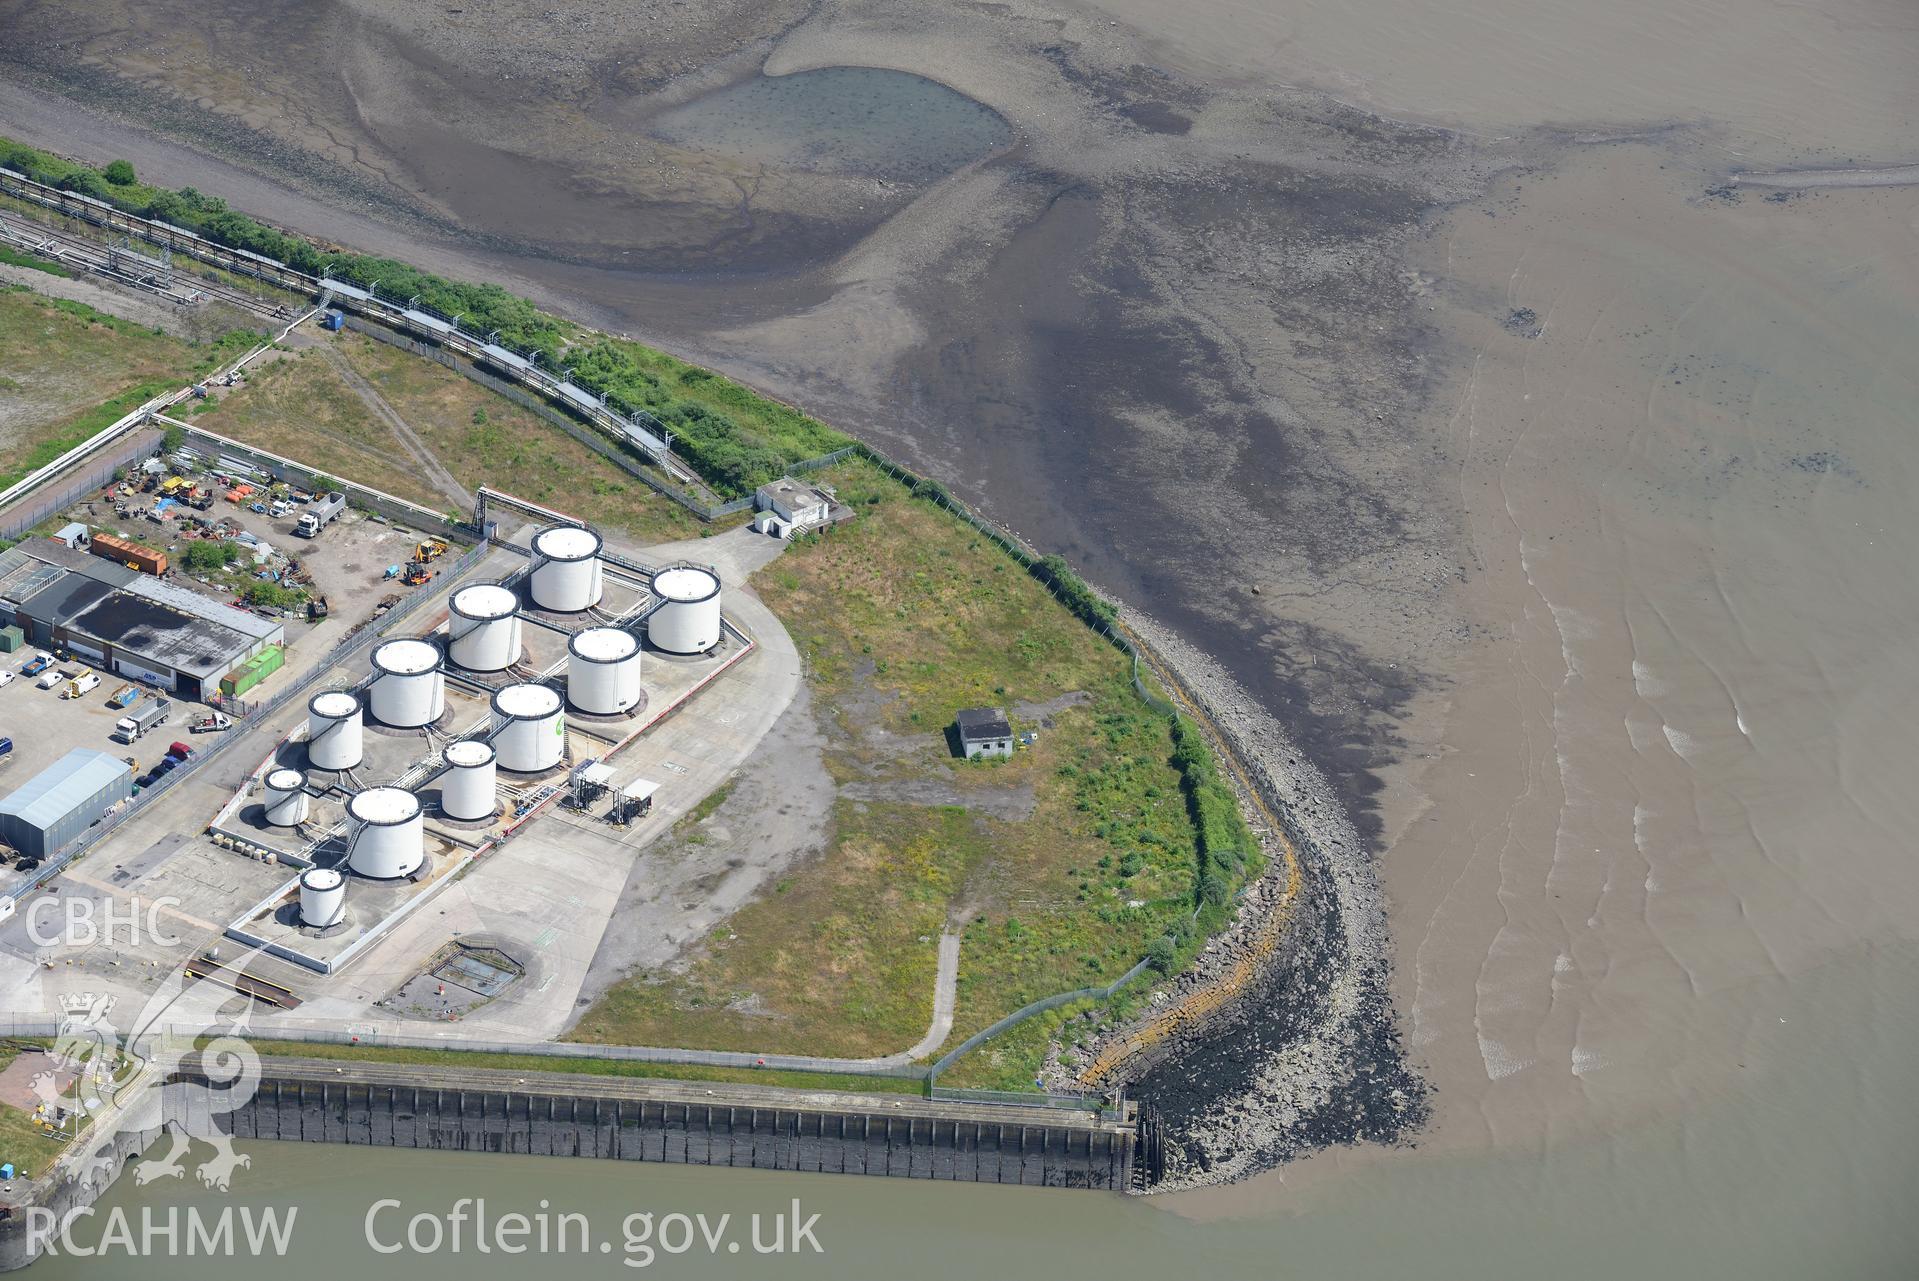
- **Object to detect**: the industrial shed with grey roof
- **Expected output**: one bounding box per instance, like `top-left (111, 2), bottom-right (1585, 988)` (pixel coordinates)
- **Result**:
top-left (0, 541), bottom-right (284, 699)
top-left (0, 748), bottom-right (133, 859)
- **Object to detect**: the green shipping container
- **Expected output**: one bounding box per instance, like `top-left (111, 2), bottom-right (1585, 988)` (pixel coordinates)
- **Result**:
top-left (0, 625), bottom-right (22, 653)
top-left (219, 644), bottom-right (285, 697)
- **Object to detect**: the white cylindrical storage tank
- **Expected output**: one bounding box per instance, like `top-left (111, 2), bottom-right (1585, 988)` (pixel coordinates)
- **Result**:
top-left (528, 525), bottom-right (603, 612)
top-left (440, 739), bottom-right (498, 821)
top-left (567, 627), bottom-right (643, 714)
top-left (447, 583), bottom-right (522, 672)
top-left (649, 566), bottom-right (722, 654)
top-left (306, 690), bottom-right (364, 770)
top-left (298, 867), bottom-right (345, 929)
top-left (491, 683), bottom-right (565, 773)
top-left (369, 637), bottom-right (445, 728)
top-left (347, 787), bottom-right (424, 879)
top-left (262, 768), bottom-right (310, 826)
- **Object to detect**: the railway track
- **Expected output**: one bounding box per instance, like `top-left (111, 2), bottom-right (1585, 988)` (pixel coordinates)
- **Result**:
top-left (0, 210), bottom-right (291, 319)
top-left (0, 167), bottom-right (702, 489)
top-left (1076, 627), bottom-right (1307, 1089)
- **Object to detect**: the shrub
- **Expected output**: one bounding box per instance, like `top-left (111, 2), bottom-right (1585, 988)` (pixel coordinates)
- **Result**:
top-left (1033, 554), bottom-right (1118, 628)
top-left (102, 159), bottom-right (137, 186)
top-left (183, 540), bottom-right (242, 572)
top-left (243, 580), bottom-right (302, 609)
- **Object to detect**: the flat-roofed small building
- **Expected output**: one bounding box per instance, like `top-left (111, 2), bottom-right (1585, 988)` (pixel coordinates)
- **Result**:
top-left (954, 707), bottom-right (1014, 759)
top-left (753, 477), bottom-right (835, 540)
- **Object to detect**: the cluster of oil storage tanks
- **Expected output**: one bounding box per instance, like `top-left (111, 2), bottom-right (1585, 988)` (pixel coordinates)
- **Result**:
top-left (282, 524), bottom-right (729, 926)
top-left (282, 736), bottom-right (500, 929)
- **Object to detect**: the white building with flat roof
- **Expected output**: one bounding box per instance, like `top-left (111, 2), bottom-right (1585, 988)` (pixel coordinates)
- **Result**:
top-left (753, 477), bottom-right (834, 540)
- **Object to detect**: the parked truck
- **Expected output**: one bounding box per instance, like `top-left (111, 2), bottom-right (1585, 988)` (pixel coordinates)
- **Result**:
top-left (294, 491), bottom-right (347, 538)
top-left (61, 673), bottom-right (102, 700)
top-left (112, 697), bottom-right (172, 744)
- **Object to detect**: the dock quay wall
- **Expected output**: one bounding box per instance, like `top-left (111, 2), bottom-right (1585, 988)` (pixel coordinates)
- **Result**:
top-left (0, 1121), bottom-right (160, 1271)
top-left (172, 1059), bottom-right (1140, 1190)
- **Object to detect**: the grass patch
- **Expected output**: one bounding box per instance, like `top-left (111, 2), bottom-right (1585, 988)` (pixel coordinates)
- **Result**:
top-left (0, 244), bottom-right (72, 277)
top-left (677, 780), bottom-right (735, 832)
top-left (0, 288), bottom-right (259, 487)
top-left (231, 1039), bottom-right (923, 1097)
top-left (186, 344), bottom-right (446, 509)
top-left (333, 334), bottom-right (707, 542)
top-left (575, 461), bottom-right (1216, 1085)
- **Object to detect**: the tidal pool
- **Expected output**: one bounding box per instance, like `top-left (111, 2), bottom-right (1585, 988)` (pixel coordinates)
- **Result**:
top-left (650, 67), bottom-right (1012, 182)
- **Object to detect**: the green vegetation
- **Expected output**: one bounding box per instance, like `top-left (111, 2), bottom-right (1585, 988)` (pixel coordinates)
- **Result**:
top-left (0, 287), bottom-right (261, 488)
top-left (3, 380), bottom-right (167, 491)
top-left (187, 346), bottom-right (447, 509)
top-left (677, 780), bottom-right (735, 831)
top-left (231, 1039), bottom-right (923, 1097)
top-left (0, 244), bottom-right (72, 277)
top-left (178, 536), bottom-right (309, 606)
top-left (575, 461), bottom-right (1254, 1088)
top-left (241, 580), bottom-right (302, 610)
top-left (336, 334), bottom-right (707, 542)
top-left (181, 538), bottom-right (244, 572)
top-left (1, 136), bottom-right (851, 497)
top-left (1171, 714), bottom-right (1260, 906)
top-left (1034, 554), bottom-right (1119, 628)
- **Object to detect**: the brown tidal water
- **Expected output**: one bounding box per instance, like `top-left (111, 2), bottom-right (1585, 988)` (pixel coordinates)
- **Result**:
top-left (36, 938), bottom-right (1919, 1279)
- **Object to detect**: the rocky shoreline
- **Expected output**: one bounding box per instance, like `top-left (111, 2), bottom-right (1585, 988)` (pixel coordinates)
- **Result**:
top-left (1050, 611), bottom-right (1425, 1192)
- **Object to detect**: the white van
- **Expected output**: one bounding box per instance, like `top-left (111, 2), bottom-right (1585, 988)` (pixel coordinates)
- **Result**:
top-left (62, 672), bottom-right (102, 699)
